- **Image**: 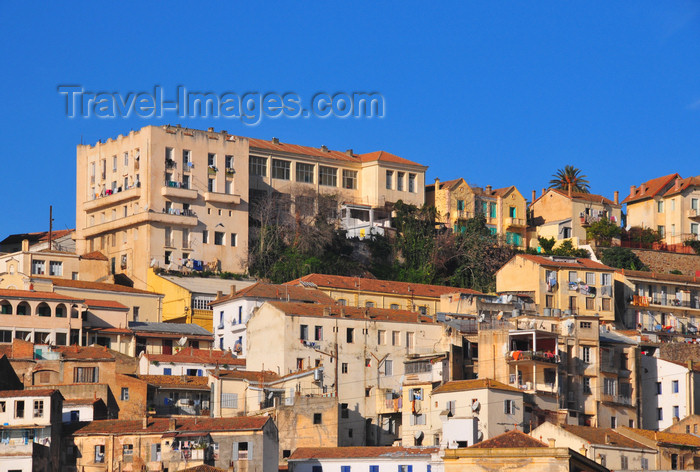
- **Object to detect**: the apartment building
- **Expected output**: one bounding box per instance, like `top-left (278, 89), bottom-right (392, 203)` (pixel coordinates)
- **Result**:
top-left (210, 282), bottom-right (336, 355)
top-left (0, 229), bottom-right (75, 254)
top-left (245, 301), bottom-right (449, 446)
top-left (496, 255), bottom-right (616, 321)
top-left (623, 173), bottom-right (700, 245)
top-left (615, 269), bottom-right (700, 340)
top-left (248, 138), bottom-right (427, 239)
top-left (286, 273), bottom-right (482, 316)
top-left (529, 188), bottom-right (622, 247)
top-left (0, 389), bottom-right (63, 472)
top-left (426, 178), bottom-right (528, 247)
top-left (640, 357), bottom-right (700, 430)
top-left (616, 426), bottom-right (700, 470)
top-left (75, 125), bottom-right (250, 290)
top-left (289, 447), bottom-right (441, 472)
top-left (139, 347), bottom-right (244, 376)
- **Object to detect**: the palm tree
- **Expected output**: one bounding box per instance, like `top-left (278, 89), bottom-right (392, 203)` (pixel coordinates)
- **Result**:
top-left (549, 165), bottom-right (590, 193)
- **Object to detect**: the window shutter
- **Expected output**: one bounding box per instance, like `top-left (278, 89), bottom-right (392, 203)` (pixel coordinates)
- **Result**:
top-left (408, 466), bottom-right (413, 472)
top-left (151, 444), bottom-right (157, 461)
top-left (232, 442), bottom-right (238, 461)
top-left (248, 441), bottom-right (254, 460)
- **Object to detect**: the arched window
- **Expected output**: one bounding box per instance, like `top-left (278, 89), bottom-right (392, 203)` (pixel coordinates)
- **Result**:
top-left (0, 300), bottom-right (11, 315)
top-left (55, 303), bottom-right (67, 318)
top-left (16, 302), bottom-right (30, 316)
top-left (37, 303), bottom-right (51, 317)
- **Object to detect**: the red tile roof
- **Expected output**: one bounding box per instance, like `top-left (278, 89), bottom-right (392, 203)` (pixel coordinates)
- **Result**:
top-left (136, 375), bottom-right (210, 389)
top-left (432, 378), bottom-right (523, 394)
top-left (619, 426), bottom-right (700, 448)
top-left (210, 282), bottom-right (336, 306)
top-left (73, 416), bottom-right (270, 435)
top-left (0, 389), bottom-right (58, 398)
top-left (144, 347), bottom-right (244, 365)
top-left (469, 430), bottom-right (547, 448)
top-left (616, 269), bottom-right (700, 285)
top-left (84, 299), bottom-right (129, 310)
top-left (543, 188), bottom-right (618, 206)
top-left (179, 466), bottom-right (228, 472)
top-left (80, 251), bottom-right (109, 261)
top-left (622, 173), bottom-right (680, 204)
top-left (209, 369), bottom-right (280, 383)
top-left (53, 345), bottom-right (115, 360)
top-left (290, 446), bottom-right (439, 460)
top-left (514, 254), bottom-right (613, 271)
top-left (248, 138), bottom-right (423, 167)
top-left (45, 277), bottom-right (161, 295)
top-left (0, 229), bottom-right (74, 246)
top-left (425, 178), bottom-right (465, 191)
top-left (559, 424), bottom-right (649, 449)
top-left (0, 288), bottom-right (81, 302)
top-left (664, 175), bottom-right (700, 197)
top-left (267, 301), bottom-right (436, 324)
top-left (286, 274), bottom-right (483, 298)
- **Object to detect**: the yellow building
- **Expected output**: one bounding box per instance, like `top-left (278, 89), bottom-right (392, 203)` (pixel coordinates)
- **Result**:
top-left (285, 273), bottom-right (483, 316)
top-left (530, 188), bottom-right (622, 248)
top-left (426, 178), bottom-right (527, 247)
top-left (496, 254), bottom-right (616, 321)
top-left (623, 173), bottom-right (700, 245)
top-left (75, 125), bottom-right (251, 290)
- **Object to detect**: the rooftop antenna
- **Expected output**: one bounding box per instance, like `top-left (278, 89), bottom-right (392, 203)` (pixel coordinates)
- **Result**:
top-left (48, 205), bottom-right (54, 252)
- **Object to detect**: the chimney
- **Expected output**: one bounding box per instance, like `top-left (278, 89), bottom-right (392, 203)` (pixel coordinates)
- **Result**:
top-left (323, 306), bottom-right (331, 317)
top-left (548, 438), bottom-right (556, 447)
top-left (640, 183), bottom-right (647, 194)
top-left (579, 447), bottom-right (587, 456)
top-left (614, 191), bottom-right (619, 205)
top-left (216, 290), bottom-right (223, 300)
top-left (230, 285), bottom-right (237, 296)
top-left (676, 177), bottom-right (682, 190)
top-left (630, 185), bottom-right (636, 197)
top-left (143, 416), bottom-right (148, 429)
top-left (272, 137), bottom-right (280, 144)
top-left (345, 149), bottom-right (353, 156)
top-left (321, 145), bottom-right (328, 152)
top-left (542, 188), bottom-right (546, 197)
top-left (168, 417), bottom-right (176, 431)
top-left (21, 239), bottom-right (29, 252)
top-left (532, 190), bottom-right (536, 203)
top-left (434, 177), bottom-right (440, 189)
top-left (207, 127), bottom-right (214, 132)
top-left (486, 185), bottom-right (492, 194)
top-left (605, 433), bottom-right (611, 444)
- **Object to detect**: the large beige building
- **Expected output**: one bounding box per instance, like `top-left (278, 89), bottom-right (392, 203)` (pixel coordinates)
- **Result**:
top-left (425, 178), bottom-right (528, 247)
top-left (623, 173), bottom-right (700, 245)
top-left (75, 125), bottom-right (250, 290)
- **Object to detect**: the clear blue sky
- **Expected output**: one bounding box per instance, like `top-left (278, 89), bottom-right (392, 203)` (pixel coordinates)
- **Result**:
top-left (1, 1), bottom-right (699, 236)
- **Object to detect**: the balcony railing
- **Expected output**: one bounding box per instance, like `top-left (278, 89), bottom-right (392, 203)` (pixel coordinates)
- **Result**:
top-left (601, 393), bottom-right (632, 406)
top-left (163, 208), bottom-right (197, 217)
top-left (633, 295), bottom-right (700, 309)
top-left (687, 208), bottom-right (700, 218)
top-left (165, 159), bottom-right (177, 169)
top-left (508, 350), bottom-right (560, 364)
top-left (506, 217), bottom-right (526, 227)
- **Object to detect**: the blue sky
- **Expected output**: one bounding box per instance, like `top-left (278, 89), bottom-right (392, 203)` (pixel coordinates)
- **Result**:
top-left (1, 1), bottom-right (699, 236)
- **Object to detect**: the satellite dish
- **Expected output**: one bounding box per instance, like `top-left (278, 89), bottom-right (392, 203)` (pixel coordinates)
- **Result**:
top-left (267, 391), bottom-right (274, 399)
top-left (472, 400), bottom-right (481, 412)
top-left (477, 430), bottom-right (484, 441)
top-left (150, 258), bottom-right (158, 268)
top-left (24, 333), bottom-right (32, 341)
top-left (414, 431), bottom-right (424, 440)
top-left (177, 337), bottom-right (188, 347)
top-left (478, 313), bottom-right (486, 323)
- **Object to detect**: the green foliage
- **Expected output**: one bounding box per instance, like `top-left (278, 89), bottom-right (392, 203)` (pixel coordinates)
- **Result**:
top-left (549, 165), bottom-right (590, 193)
top-left (600, 247), bottom-right (648, 271)
top-left (684, 239), bottom-right (700, 255)
top-left (552, 240), bottom-right (590, 258)
top-left (586, 218), bottom-right (622, 246)
top-left (537, 237), bottom-right (556, 253)
top-left (623, 226), bottom-right (662, 245)
top-left (670, 269), bottom-right (683, 275)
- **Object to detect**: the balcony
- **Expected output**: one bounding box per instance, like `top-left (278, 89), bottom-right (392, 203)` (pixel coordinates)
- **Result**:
top-left (688, 208), bottom-right (700, 220)
top-left (83, 186), bottom-right (141, 211)
top-left (506, 217), bottom-right (526, 228)
top-left (82, 210), bottom-right (198, 237)
top-left (507, 350), bottom-right (560, 364)
top-left (601, 393), bottom-right (632, 406)
top-left (165, 159), bottom-right (177, 170)
top-left (204, 192), bottom-right (241, 205)
top-left (633, 295), bottom-right (700, 310)
top-left (376, 390), bottom-right (401, 414)
top-left (162, 182), bottom-right (198, 200)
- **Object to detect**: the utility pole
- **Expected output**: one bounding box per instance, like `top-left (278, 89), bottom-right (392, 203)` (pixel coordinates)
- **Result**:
top-left (48, 205), bottom-right (54, 251)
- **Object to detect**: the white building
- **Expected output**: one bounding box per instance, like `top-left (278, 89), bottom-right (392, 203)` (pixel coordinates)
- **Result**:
top-left (641, 356), bottom-right (700, 430)
top-left (210, 282), bottom-right (336, 355)
top-left (138, 346), bottom-right (245, 375)
top-left (289, 447), bottom-right (441, 472)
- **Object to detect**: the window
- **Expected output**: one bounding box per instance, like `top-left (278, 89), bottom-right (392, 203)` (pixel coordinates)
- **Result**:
top-left (370, 466), bottom-right (379, 472)
top-left (446, 400), bottom-right (456, 416)
top-left (15, 400), bottom-right (24, 418)
top-left (214, 231), bottom-right (225, 245)
top-left (123, 444), bottom-right (134, 463)
top-left (121, 387), bottom-right (129, 401)
top-left (673, 405), bottom-right (680, 418)
top-left (271, 159), bottom-right (291, 180)
top-left (314, 326), bottom-right (323, 341)
top-left (300, 325), bottom-right (308, 340)
top-left (397, 172), bottom-right (405, 191)
top-left (621, 456), bottom-right (628, 469)
top-left (386, 170), bottom-right (393, 189)
top-left (641, 457), bottom-right (649, 470)
top-left (582, 346), bottom-right (591, 364)
top-left (33, 400), bottom-right (43, 417)
top-left (658, 200), bottom-right (664, 213)
top-left (163, 367), bottom-right (172, 375)
top-left (390, 303), bottom-right (399, 310)
top-left (656, 382), bottom-right (662, 394)
top-left (378, 330), bottom-right (386, 345)
top-left (313, 467), bottom-right (323, 472)
top-left (408, 173), bottom-right (416, 192)
top-left (504, 399), bottom-right (515, 414)
top-left (399, 466), bottom-right (413, 472)
top-left (222, 392), bottom-right (239, 408)
top-left (384, 359), bottom-right (393, 376)
top-left (410, 413), bottom-right (426, 425)
top-left (545, 295), bottom-right (554, 308)
top-left (341, 467), bottom-right (351, 472)
top-left (406, 332), bottom-right (415, 350)
top-left (580, 322), bottom-right (591, 329)
top-left (586, 297), bottom-right (594, 310)
top-left (672, 380), bottom-right (679, 393)
top-left (604, 378), bottom-right (617, 396)
top-left (346, 328), bottom-right (354, 343)
top-left (297, 358), bottom-right (304, 370)
top-left (296, 163), bottom-right (314, 183)
top-left (602, 298), bottom-right (611, 311)
top-left (692, 223), bottom-right (699, 236)
top-left (489, 202), bottom-right (497, 218)
top-left (583, 377), bottom-right (592, 394)
top-left (586, 272), bottom-right (595, 285)
top-left (95, 445), bottom-right (105, 463)
top-left (509, 206), bottom-right (516, 218)
top-left (225, 154), bottom-right (234, 169)
top-left (319, 166), bottom-right (337, 186)
top-left (342, 363), bottom-right (348, 374)
top-left (418, 306), bottom-right (427, 315)
top-left (229, 233), bottom-right (237, 247)
top-left (610, 416), bottom-right (617, 428)
top-left (342, 170), bottom-right (358, 189)
top-left (599, 454), bottom-right (606, 467)
top-left (313, 413), bottom-right (322, 424)
top-left (569, 271), bottom-right (578, 283)
top-left (250, 156), bottom-right (267, 176)
top-left (601, 273), bottom-right (611, 286)
top-left (658, 407), bottom-right (663, 421)
top-left (74, 366), bottom-right (99, 383)
top-left (658, 225), bottom-right (665, 238)
top-left (365, 301), bottom-right (375, 308)
top-left (671, 453), bottom-right (679, 470)
top-left (202, 230), bottom-right (209, 244)
top-left (208, 177), bottom-right (215, 192)
top-left (49, 261), bottom-right (63, 276)
top-left (32, 259), bottom-right (45, 275)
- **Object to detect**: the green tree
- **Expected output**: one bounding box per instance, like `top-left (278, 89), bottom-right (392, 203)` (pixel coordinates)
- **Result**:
top-left (600, 247), bottom-right (648, 271)
top-left (586, 218), bottom-right (622, 246)
top-left (549, 165), bottom-right (591, 193)
top-left (537, 236), bottom-right (556, 253)
top-left (552, 239), bottom-right (590, 258)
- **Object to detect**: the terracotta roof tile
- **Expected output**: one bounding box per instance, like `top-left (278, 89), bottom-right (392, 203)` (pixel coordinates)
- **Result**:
top-left (622, 173), bottom-right (680, 204)
top-left (469, 430), bottom-right (547, 448)
top-left (425, 178), bottom-right (465, 191)
top-left (290, 446), bottom-right (439, 460)
top-left (515, 254), bottom-right (613, 271)
top-left (616, 269), bottom-right (700, 285)
top-left (80, 250), bottom-right (109, 261)
top-left (432, 378), bottom-right (523, 395)
top-left (0, 389), bottom-right (58, 398)
top-left (358, 151), bottom-right (423, 167)
top-left (179, 466), bottom-right (228, 472)
top-left (53, 345), bottom-right (115, 360)
top-left (84, 299), bottom-right (129, 310)
top-left (45, 277), bottom-right (161, 295)
top-left (620, 427), bottom-right (700, 447)
top-left (209, 369), bottom-right (280, 383)
top-left (559, 424), bottom-right (649, 449)
top-left (286, 274), bottom-right (483, 298)
top-left (267, 301), bottom-right (436, 324)
top-left (136, 375), bottom-right (210, 389)
top-left (664, 175), bottom-right (700, 197)
top-left (145, 347), bottom-right (243, 365)
top-left (73, 416), bottom-right (270, 435)
top-left (546, 188), bottom-right (619, 206)
top-left (0, 229), bottom-right (74, 246)
top-left (211, 282), bottom-right (336, 306)
top-left (0, 288), bottom-right (81, 302)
